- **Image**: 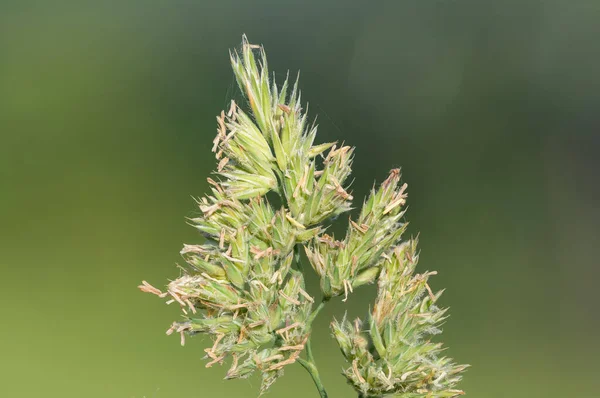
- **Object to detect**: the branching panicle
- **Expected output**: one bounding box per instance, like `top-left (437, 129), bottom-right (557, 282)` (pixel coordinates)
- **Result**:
top-left (139, 35), bottom-right (467, 398)
top-left (332, 241), bottom-right (468, 397)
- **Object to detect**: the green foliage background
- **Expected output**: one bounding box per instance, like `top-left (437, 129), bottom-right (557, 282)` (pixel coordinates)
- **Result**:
top-left (1, 1), bottom-right (598, 397)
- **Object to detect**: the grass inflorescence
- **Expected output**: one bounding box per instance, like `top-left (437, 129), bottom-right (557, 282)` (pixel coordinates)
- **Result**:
top-left (139, 35), bottom-right (467, 398)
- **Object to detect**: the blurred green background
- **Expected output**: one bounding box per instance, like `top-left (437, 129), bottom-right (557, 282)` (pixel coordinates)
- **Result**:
top-left (1, 0), bottom-right (599, 397)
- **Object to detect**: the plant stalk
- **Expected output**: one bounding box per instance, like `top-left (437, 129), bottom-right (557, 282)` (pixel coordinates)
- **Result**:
top-left (298, 357), bottom-right (328, 398)
top-left (294, 244), bottom-right (329, 398)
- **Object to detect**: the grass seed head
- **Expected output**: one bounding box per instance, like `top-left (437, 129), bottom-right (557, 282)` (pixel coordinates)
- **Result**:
top-left (139, 35), bottom-right (467, 397)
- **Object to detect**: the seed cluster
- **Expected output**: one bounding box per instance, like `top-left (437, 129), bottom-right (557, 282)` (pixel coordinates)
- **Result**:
top-left (332, 240), bottom-right (468, 397)
top-left (304, 169), bottom-right (408, 300)
top-left (139, 35), bottom-right (466, 397)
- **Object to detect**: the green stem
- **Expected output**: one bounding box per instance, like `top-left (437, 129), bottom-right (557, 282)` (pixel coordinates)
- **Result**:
top-left (307, 300), bottom-right (326, 327)
top-left (293, 243), bottom-right (329, 398)
top-left (300, 298), bottom-right (329, 397)
top-left (298, 357), bottom-right (328, 398)
top-left (306, 337), bottom-right (316, 363)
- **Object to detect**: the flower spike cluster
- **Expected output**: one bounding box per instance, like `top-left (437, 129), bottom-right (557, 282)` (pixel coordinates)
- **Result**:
top-left (304, 168), bottom-right (408, 300)
top-left (331, 240), bottom-right (468, 397)
top-left (139, 35), bottom-right (467, 397)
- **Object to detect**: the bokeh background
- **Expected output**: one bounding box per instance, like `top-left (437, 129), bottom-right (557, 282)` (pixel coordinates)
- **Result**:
top-left (2, 1), bottom-right (599, 397)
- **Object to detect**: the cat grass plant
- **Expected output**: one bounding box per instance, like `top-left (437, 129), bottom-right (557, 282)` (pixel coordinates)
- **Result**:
top-left (139, 36), bottom-right (467, 398)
